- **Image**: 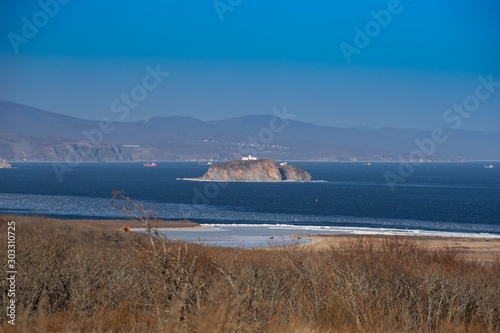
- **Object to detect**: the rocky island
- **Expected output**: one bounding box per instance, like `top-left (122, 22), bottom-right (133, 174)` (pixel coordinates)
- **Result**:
top-left (188, 158), bottom-right (311, 182)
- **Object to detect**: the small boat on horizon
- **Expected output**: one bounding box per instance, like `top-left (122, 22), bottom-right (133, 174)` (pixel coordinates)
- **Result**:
top-left (484, 164), bottom-right (494, 169)
top-left (198, 161), bottom-right (213, 165)
top-left (144, 162), bottom-right (157, 167)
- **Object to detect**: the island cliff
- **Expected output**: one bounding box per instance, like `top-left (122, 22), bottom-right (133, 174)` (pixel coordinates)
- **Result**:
top-left (200, 159), bottom-right (311, 182)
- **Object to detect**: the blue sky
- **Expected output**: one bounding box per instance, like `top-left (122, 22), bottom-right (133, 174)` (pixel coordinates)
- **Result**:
top-left (0, 0), bottom-right (499, 131)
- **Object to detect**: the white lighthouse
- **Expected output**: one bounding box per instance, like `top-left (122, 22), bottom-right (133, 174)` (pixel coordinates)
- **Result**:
top-left (241, 154), bottom-right (258, 161)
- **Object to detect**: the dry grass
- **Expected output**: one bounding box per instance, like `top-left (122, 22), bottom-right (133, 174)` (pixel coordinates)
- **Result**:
top-left (1, 214), bottom-right (500, 332)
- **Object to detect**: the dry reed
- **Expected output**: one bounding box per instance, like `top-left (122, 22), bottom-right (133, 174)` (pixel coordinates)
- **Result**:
top-left (1, 213), bottom-right (499, 333)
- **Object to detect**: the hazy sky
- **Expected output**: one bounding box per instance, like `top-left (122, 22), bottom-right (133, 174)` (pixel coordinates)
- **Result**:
top-left (1, 0), bottom-right (499, 131)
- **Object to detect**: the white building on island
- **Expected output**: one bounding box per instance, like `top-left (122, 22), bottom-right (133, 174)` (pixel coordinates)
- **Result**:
top-left (241, 154), bottom-right (258, 161)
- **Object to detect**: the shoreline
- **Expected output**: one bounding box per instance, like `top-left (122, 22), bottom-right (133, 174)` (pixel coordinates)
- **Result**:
top-left (128, 225), bottom-right (209, 231)
top-left (5, 160), bottom-right (499, 163)
top-left (3, 214), bottom-right (499, 260)
top-left (78, 219), bottom-right (206, 230)
top-left (0, 214), bottom-right (205, 230)
top-left (292, 234), bottom-right (500, 261)
top-left (177, 177), bottom-right (314, 182)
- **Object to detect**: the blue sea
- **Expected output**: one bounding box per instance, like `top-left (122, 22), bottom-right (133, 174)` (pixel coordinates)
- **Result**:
top-left (1, 162), bottom-right (499, 246)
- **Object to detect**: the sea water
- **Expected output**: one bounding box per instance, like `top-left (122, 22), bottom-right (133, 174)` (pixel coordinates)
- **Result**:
top-left (0, 162), bottom-right (499, 247)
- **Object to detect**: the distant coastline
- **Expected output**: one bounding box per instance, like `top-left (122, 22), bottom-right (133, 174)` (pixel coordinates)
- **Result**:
top-left (5, 159), bottom-right (500, 163)
top-left (2, 101), bottom-right (499, 163)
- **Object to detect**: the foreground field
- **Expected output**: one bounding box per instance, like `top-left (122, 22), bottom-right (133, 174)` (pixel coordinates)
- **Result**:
top-left (1, 214), bottom-right (500, 332)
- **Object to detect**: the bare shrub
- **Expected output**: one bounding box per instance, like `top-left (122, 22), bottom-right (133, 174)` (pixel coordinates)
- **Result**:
top-left (1, 210), bottom-right (499, 333)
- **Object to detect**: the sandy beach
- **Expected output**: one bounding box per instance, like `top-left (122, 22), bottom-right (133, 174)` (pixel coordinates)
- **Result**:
top-left (293, 234), bottom-right (500, 262)
top-left (127, 225), bottom-right (210, 231)
top-left (0, 214), bottom-right (206, 230)
top-left (74, 218), bottom-right (209, 230)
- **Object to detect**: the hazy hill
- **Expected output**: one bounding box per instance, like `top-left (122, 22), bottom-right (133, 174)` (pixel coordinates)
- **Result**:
top-left (0, 100), bottom-right (499, 162)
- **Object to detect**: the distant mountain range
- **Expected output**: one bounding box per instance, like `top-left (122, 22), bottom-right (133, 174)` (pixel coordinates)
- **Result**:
top-left (0, 100), bottom-right (499, 162)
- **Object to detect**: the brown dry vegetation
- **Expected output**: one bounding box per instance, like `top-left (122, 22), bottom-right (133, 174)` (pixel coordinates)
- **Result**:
top-left (1, 213), bottom-right (500, 332)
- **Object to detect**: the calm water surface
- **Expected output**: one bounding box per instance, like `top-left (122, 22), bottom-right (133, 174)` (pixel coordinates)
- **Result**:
top-left (1, 162), bottom-right (499, 245)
